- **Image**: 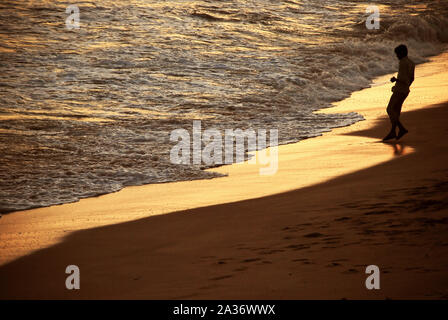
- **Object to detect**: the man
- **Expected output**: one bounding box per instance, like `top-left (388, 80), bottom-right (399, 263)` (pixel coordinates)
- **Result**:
top-left (383, 44), bottom-right (415, 141)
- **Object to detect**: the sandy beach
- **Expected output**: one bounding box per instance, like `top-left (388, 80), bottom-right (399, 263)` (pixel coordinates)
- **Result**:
top-left (0, 52), bottom-right (447, 299)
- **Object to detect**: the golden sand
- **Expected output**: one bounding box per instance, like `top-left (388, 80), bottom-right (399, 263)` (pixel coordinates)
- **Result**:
top-left (0, 53), bottom-right (447, 299)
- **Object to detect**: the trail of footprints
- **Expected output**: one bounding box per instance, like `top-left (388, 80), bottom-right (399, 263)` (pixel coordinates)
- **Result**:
top-left (201, 222), bottom-right (355, 285)
top-left (200, 175), bottom-right (448, 287)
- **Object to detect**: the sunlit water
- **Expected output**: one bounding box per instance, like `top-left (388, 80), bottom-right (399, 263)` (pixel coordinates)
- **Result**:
top-left (1, 0), bottom-right (447, 213)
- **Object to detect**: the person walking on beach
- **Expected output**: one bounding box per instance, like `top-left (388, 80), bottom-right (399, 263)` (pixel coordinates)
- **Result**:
top-left (383, 44), bottom-right (415, 141)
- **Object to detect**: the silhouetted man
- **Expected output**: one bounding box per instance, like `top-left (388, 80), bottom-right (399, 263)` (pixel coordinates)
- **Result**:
top-left (383, 44), bottom-right (415, 141)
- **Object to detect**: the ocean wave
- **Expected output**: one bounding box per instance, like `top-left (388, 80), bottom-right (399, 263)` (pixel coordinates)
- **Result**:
top-left (0, 0), bottom-right (447, 213)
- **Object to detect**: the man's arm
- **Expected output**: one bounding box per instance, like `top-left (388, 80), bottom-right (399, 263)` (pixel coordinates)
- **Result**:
top-left (409, 66), bottom-right (415, 86)
top-left (391, 76), bottom-right (409, 85)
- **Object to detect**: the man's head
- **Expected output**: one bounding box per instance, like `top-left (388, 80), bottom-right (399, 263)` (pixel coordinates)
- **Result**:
top-left (394, 44), bottom-right (408, 59)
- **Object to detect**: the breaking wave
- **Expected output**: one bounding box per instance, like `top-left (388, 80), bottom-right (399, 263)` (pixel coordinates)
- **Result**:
top-left (0, 0), bottom-right (447, 213)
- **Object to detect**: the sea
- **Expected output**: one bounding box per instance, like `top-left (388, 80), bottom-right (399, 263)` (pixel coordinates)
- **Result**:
top-left (1, 0), bottom-right (447, 213)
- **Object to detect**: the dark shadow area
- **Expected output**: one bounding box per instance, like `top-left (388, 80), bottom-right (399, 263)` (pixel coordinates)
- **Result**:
top-left (1, 102), bottom-right (447, 299)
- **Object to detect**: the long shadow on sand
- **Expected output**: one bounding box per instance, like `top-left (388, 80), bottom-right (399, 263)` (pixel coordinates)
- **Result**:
top-left (1, 102), bottom-right (448, 299)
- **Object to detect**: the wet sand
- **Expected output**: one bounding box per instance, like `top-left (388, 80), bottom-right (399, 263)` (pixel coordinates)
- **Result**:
top-left (0, 53), bottom-right (447, 299)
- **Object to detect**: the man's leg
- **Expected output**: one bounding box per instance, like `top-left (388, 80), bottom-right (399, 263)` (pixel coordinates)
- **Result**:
top-left (384, 93), bottom-right (400, 141)
top-left (396, 92), bottom-right (409, 140)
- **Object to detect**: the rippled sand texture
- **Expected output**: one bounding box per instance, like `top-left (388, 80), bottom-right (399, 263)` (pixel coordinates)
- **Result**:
top-left (1, 0), bottom-right (448, 212)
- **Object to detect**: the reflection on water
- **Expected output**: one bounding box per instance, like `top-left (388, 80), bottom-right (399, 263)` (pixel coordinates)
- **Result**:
top-left (0, 0), bottom-right (447, 213)
top-left (392, 142), bottom-right (405, 156)
top-left (384, 141), bottom-right (413, 157)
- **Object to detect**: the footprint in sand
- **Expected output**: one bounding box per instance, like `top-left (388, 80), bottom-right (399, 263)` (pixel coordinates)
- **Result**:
top-left (291, 258), bottom-right (307, 262)
top-left (284, 244), bottom-right (311, 251)
top-left (241, 258), bottom-right (261, 263)
top-left (364, 210), bottom-right (394, 216)
top-left (304, 232), bottom-right (324, 238)
top-left (326, 262), bottom-right (342, 267)
top-left (343, 268), bottom-right (359, 274)
top-left (334, 217), bottom-right (351, 222)
top-left (210, 275), bottom-right (233, 281)
top-left (233, 266), bottom-right (248, 272)
top-left (258, 249), bottom-right (284, 255)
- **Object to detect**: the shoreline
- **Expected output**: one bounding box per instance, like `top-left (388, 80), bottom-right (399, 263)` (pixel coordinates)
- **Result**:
top-left (1, 48), bottom-right (444, 217)
top-left (0, 52), bottom-right (446, 263)
top-left (0, 52), bottom-right (448, 298)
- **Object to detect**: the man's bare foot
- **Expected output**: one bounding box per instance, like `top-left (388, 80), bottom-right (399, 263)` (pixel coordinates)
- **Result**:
top-left (396, 128), bottom-right (408, 140)
top-left (383, 131), bottom-right (397, 141)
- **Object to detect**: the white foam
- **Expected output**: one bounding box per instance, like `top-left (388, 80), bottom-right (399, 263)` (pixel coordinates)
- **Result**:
top-left (1, 0), bottom-right (447, 213)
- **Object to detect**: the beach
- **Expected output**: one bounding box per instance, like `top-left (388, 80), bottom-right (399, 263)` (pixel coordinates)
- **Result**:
top-left (2, 0), bottom-right (448, 214)
top-left (0, 51), bottom-right (447, 299)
